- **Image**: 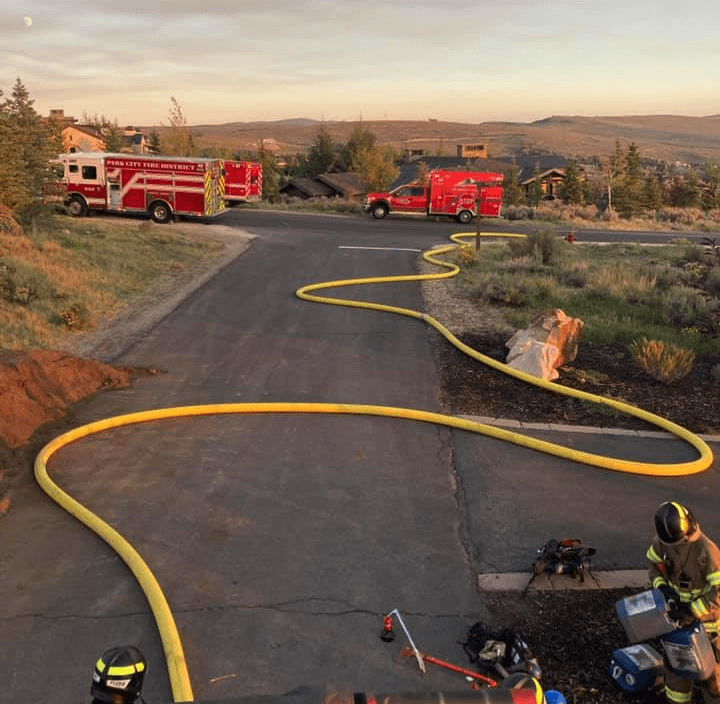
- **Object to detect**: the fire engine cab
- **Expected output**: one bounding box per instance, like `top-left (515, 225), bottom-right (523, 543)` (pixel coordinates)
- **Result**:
top-left (57, 152), bottom-right (226, 223)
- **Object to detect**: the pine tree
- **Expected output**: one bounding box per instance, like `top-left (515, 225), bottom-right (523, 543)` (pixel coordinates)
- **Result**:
top-left (640, 174), bottom-right (664, 211)
top-left (623, 142), bottom-right (643, 215)
top-left (502, 164), bottom-right (523, 206)
top-left (306, 126), bottom-right (336, 176)
top-left (702, 162), bottom-right (720, 211)
top-left (0, 78), bottom-right (61, 217)
top-left (530, 163), bottom-right (543, 206)
top-left (559, 159), bottom-right (585, 205)
top-left (257, 139), bottom-right (280, 203)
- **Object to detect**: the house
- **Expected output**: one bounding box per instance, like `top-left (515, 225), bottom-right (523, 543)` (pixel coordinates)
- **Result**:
top-left (456, 143), bottom-right (488, 159)
top-left (46, 109), bottom-right (105, 153)
top-left (122, 127), bottom-right (152, 154)
top-left (520, 167), bottom-right (567, 200)
top-left (492, 155), bottom-right (569, 200)
top-left (62, 124), bottom-right (106, 153)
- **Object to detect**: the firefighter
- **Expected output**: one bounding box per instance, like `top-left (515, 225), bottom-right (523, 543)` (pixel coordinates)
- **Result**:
top-left (647, 501), bottom-right (720, 704)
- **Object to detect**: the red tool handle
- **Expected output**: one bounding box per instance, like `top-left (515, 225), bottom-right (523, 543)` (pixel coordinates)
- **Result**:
top-left (400, 648), bottom-right (497, 687)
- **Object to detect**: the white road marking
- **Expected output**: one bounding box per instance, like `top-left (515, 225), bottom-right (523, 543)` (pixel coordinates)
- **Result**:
top-left (339, 246), bottom-right (423, 252)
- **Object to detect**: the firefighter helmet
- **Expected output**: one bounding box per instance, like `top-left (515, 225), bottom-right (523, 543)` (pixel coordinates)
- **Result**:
top-left (654, 501), bottom-right (697, 544)
top-left (91, 645), bottom-right (146, 704)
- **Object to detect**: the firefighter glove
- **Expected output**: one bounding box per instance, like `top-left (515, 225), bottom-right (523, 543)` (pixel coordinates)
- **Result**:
top-left (659, 584), bottom-right (679, 608)
top-left (668, 601), bottom-right (695, 627)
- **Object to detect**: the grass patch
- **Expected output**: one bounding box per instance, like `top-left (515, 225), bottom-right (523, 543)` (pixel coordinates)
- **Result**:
top-left (453, 235), bottom-right (720, 356)
top-left (0, 215), bottom-right (223, 351)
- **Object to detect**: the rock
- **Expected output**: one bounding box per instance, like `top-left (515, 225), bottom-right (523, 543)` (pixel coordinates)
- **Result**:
top-left (505, 309), bottom-right (584, 381)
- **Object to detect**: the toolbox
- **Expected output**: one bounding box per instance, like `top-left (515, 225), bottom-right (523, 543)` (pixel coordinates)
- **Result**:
top-left (609, 643), bottom-right (665, 692)
top-left (662, 623), bottom-right (717, 680)
top-left (615, 589), bottom-right (676, 643)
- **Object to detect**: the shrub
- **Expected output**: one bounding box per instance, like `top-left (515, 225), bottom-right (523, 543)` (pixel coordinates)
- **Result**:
top-left (659, 286), bottom-right (712, 327)
top-left (589, 266), bottom-right (656, 302)
top-left (629, 337), bottom-right (695, 383)
top-left (700, 237), bottom-right (720, 266)
top-left (681, 242), bottom-right (707, 264)
top-left (456, 244), bottom-right (476, 266)
top-left (61, 302), bottom-right (92, 330)
top-left (705, 268), bottom-right (720, 296)
top-left (0, 258), bottom-right (54, 305)
top-left (506, 228), bottom-right (558, 264)
top-left (503, 205), bottom-right (535, 221)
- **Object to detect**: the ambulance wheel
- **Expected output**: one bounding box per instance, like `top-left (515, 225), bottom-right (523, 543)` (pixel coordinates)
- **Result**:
top-left (456, 209), bottom-right (473, 224)
top-left (372, 203), bottom-right (388, 219)
top-left (67, 196), bottom-right (88, 218)
top-left (149, 201), bottom-right (172, 223)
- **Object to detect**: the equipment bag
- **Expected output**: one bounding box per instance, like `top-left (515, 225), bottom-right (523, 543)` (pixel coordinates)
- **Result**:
top-left (462, 622), bottom-right (540, 679)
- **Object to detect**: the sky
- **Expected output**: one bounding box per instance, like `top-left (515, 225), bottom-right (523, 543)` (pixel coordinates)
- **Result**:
top-left (2, 0), bottom-right (719, 127)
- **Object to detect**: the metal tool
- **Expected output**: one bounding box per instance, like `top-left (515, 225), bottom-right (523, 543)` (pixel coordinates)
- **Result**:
top-left (387, 609), bottom-right (425, 673)
top-left (400, 647), bottom-right (497, 687)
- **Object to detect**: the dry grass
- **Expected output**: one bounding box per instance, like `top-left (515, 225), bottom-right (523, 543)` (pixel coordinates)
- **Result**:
top-left (0, 216), bottom-right (227, 351)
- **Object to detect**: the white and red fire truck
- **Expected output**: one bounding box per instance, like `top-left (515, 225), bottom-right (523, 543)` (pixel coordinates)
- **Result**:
top-left (223, 160), bottom-right (262, 205)
top-left (364, 169), bottom-right (504, 223)
top-left (57, 152), bottom-right (227, 223)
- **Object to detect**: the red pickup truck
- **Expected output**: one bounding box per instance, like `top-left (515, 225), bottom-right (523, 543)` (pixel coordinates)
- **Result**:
top-left (365, 169), bottom-right (504, 223)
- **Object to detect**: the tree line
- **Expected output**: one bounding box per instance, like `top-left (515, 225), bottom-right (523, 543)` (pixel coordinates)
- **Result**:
top-left (503, 140), bottom-right (720, 216)
top-left (2, 78), bottom-right (720, 220)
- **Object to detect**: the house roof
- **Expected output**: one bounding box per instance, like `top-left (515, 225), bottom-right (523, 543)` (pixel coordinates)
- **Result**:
top-left (519, 168), bottom-right (567, 186)
top-left (492, 155), bottom-right (568, 182)
top-left (63, 124), bottom-right (104, 141)
top-left (279, 178), bottom-right (335, 198)
top-left (316, 172), bottom-right (364, 196)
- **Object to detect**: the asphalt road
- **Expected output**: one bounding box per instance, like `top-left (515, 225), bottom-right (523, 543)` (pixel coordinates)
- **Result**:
top-left (0, 210), bottom-right (718, 704)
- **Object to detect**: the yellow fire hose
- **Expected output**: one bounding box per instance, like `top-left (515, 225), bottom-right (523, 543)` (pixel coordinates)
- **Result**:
top-left (33, 230), bottom-right (714, 702)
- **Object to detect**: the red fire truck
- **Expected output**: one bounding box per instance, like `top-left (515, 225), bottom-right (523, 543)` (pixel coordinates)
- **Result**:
top-left (57, 152), bottom-right (226, 223)
top-left (223, 160), bottom-right (262, 205)
top-left (364, 169), bottom-right (504, 223)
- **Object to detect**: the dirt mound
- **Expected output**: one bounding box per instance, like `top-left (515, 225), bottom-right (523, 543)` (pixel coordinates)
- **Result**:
top-left (0, 349), bottom-right (133, 518)
top-left (0, 349), bottom-right (130, 449)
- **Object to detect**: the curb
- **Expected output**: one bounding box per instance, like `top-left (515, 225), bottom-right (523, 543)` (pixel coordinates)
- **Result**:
top-left (478, 570), bottom-right (648, 593)
top-left (460, 415), bottom-right (720, 443)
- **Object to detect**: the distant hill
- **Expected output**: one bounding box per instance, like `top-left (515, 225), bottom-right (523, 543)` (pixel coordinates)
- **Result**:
top-left (157, 115), bottom-right (720, 165)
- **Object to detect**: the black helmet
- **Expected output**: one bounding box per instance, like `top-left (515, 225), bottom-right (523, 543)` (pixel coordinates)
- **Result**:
top-left (91, 646), bottom-right (146, 704)
top-left (655, 501), bottom-right (697, 544)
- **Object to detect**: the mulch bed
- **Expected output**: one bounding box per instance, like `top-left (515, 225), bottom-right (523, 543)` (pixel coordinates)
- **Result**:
top-left (436, 332), bottom-right (720, 436)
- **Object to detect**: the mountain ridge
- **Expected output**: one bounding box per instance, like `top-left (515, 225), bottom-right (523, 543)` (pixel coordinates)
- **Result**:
top-left (157, 114), bottom-right (720, 164)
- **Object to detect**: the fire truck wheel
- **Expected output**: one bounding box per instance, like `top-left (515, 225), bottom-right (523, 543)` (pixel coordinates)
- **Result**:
top-left (372, 203), bottom-right (388, 219)
top-left (456, 209), bottom-right (473, 224)
top-left (67, 196), bottom-right (88, 218)
top-left (149, 201), bottom-right (172, 224)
